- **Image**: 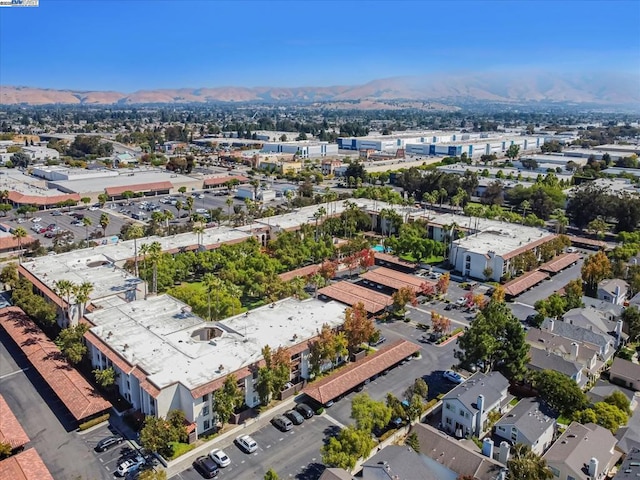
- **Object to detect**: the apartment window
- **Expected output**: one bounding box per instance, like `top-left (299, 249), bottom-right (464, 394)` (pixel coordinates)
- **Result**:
top-left (567, 476), bottom-right (575, 480)
top-left (459, 409), bottom-right (465, 416)
top-left (550, 466), bottom-right (559, 477)
top-left (445, 402), bottom-right (451, 411)
top-left (202, 394), bottom-right (209, 403)
top-left (511, 432), bottom-right (517, 441)
top-left (202, 405), bottom-right (209, 417)
top-left (203, 420), bottom-right (210, 431)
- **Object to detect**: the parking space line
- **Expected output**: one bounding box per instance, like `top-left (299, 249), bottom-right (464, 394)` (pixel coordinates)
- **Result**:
top-left (0, 367), bottom-right (29, 380)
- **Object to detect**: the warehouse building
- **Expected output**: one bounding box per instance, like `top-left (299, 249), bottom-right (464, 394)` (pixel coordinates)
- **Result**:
top-left (261, 141), bottom-right (338, 158)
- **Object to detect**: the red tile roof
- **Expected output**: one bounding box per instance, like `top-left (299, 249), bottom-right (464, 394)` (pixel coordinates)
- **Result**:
top-left (374, 252), bottom-right (417, 269)
top-left (203, 175), bottom-right (250, 187)
top-left (503, 270), bottom-right (549, 297)
top-left (502, 234), bottom-right (557, 261)
top-left (279, 264), bottom-right (320, 282)
top-left (567, 235), bottom-right (608, 249)
top-left (318, 281), bottom-right (392, 314)
top-left (7, 191), bottom-right (81, 207)
top-left (105, 181), bottom-right (172, 196)
top-left (0, 234), bottom-right (36, 252)
top-left (0, 307), bottom-right (111, 422)
top-left (0, 448), bottom-right (53, 480)
top-left (362, 267), bottom-right (427, 293)
top-left (0, 395), bottom-right (29, 450)
top-left (539, 253), bottom-right (581, 273)
top-left (303, 340), bottom-right (420, 404)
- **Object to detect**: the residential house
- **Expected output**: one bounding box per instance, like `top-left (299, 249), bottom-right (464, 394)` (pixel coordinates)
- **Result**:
top-left (526, 327), bottom-right (601, 378)
top-left (543, 422), bottom-right (621, 480)
top-left (581, 296), bottom-right (624, 321)
top-left (494, 398), bottom-right (556, 455)
top-left (441, 372), bottom-right (510, 438)
top-left (360, 445), bottom-right (457, 480)
top-left (412, 423), bottom-right (506, 480)
top-left (610, 357), bottom-right (640, 391)
top-left (615, 403), bottom-right (640, 454)
top-left (563, 307), bottom-right (623, 340)
top-left (527, 348), bottom-right (586, 387)
top-left (588, 379), bottom-right (634, 405)
top-left (614, 448), bottom-right (640, 479)
top-left (597, 279), bottom-right (629, 305)
top-left (629, 292), bottom-right (640, 309)
top-left (540, 318), bottom-right (616, 362)
top-left (318, 469), bottom-right (354, 480)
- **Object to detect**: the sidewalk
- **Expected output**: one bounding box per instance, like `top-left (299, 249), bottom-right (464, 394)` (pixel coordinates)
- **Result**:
top-left (165, 395), bottom-right (298, 478)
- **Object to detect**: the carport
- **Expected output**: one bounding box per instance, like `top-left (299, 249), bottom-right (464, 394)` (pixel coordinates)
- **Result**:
top-left (0, 307), bottom-right (111, 424)
top-left (303, 339), bottom-right (420, 405)
top-left (373, 252), bottom-right (417, 272)
top-left (503, 270), bottom-right (549, 297)
top-left (539, 253), bottom-right (581, 274)
top-left (318, 281), bottom-right (392, 314)
top-left (361, 266), bottom-right (429, 293)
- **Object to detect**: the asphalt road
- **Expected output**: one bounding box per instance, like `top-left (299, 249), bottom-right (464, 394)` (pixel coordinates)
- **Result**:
top-left (170, 413), bottom-right (335, 480)
top-left (77, 423), bottom-right (143, 479)
top-left (0, 328), bottom-right (115, 480)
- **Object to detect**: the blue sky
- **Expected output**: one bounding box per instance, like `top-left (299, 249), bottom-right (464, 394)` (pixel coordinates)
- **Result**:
top-left (1, 0), bottom-right (638, 91)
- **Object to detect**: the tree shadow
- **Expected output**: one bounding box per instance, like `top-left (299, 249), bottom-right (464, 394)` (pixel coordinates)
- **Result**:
top-left (322, 425), bottom-right (341, 445)
top-left (295, 462), bottom-right (325, 480)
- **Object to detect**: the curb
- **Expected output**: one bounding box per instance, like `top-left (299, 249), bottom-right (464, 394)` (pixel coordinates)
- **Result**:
top-left (435, 331), bottom-right (463, 347)
top-left (76, 420), bottom-right (110, 435)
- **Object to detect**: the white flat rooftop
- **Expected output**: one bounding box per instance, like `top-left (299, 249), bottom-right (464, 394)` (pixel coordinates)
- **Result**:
top-left (86, 295), bottom-right (346, 391)
top-left (21, 252), bottom-right (143, 301)
top-left (50, 169), bottom-right (197, 194)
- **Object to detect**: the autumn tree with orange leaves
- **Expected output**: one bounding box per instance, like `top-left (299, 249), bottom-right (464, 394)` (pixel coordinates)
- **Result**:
top-left (343, 302), bottom-right (375, 354)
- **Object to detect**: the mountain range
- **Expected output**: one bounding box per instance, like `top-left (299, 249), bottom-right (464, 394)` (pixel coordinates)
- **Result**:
top-left (1, 72), bottom-right (638, 106)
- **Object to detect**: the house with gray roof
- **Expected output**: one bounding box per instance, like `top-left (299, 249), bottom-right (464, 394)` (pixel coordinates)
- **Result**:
top-left (526, 327), bottom-right (601, 377)
top-left (318, 469), bottom-right (355, 480)
top-left (629, 292), bottom-right (640, 309)
top-left (563, 307), bottom-right (623, 340)
top-left (494, 398), bottom-right (556, 455)
top-left (541, 318), bottom-right (615, 360)
top-left (543, 422), bottom-right (621, 480)
top-left (614, 448), bottom-right (640, 479)
top-left (361, 445), bottom-right (457, 480)
top-left (610, 357), bottom-right (640, 391)
top-left (527, 348), bottom-right (586, 387)
top-left (616, 404), bottom-right (640, 454)
top-left (597, 278), bottom-right (629, 305)
top-left (581, 296), bottom-right (624, 320)
top-left (412, 423), bottom-right (506, 480)
top-left (441, 372), bottom-right (510, 438)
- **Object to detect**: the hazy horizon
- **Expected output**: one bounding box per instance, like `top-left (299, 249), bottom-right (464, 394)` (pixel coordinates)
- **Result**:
top-left (1, 0), bottom-right (639, 91)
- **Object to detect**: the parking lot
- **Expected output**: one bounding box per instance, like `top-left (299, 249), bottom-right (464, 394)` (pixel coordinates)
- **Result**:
top-left (170, 413), bottom-right (334, 480)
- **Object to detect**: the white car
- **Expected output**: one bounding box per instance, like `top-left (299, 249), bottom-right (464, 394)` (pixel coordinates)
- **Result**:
top-left (430, 272), bottom-right (442, 279)
top-left (209, 448), bottom-right (231, 467)
top-left (116, 454), bottom-right (144, 476)
top-left (89, 206), bottom-right (99, 211)
top-left (31, 217), bottom-right (42, 223)
top-left (195, 208), bottom-right (208, 214)
top-left (236, 434), bottom-right (258, 453)
top-left (443, 370), bottom-right (465, 384)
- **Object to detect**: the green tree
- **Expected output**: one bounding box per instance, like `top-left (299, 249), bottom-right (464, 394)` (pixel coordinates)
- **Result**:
top-left (139, 471), bottom-right (167, 480)
top-left (0, 203), bottom-right (12, 217)
top-left (97, 193), bottom-right (108, 206)
top-left (0, 442), bottom-right (12, 460)
top-left (125, 224), bottom-right (144, 277)
top-left (321, 425), bottom-right (376, 471)
top-left (506, 443), bottom-right (553, 480)
top-left (55, 324), bottom-right (89, 363)
top-left (564, 279), bottom-right (584, 310)
top-left (0, 262), bottom-right (18, 287)
top-left (506, 144), bottom-right (520, 162)
top-left (167, 409), bottom-right (189, 443)
top-left (455, 300), bottom-right (529, 380)
top-left (604, 390), bottom-right (631, 416)
top-left (531, 370), bottom-right (588, 417)
top-left (93, 366), bottom-right (116, 388)
top-left (212, 374), bottom-right (244, 427)
top-left (12, 226), bottom-right (27, 264)
top-left (350, 393), bottom-right (392, 433)
top-left (404, 377), bottom-right (429, 401)
top-left (406, 432), bottom-right (420, 453)
top-left (82, 216), bottom-right (92, 242)
top-left (622, 306), bottom-right (640, 342)
top-left (264, 469), bottom-right (279, 480)
top-left (534, 293), bottom-right (567, 320)
top-left (139, 416), bottom-right (174, 457)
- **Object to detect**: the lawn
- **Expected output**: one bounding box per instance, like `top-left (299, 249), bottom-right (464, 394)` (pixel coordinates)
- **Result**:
top-left (398, 253), bottom-right (445, 264)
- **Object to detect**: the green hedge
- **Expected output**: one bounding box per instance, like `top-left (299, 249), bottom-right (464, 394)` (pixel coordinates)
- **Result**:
top-left (79, 413), bottom-right (110, 431)
top-left (379, 428), bottom-right (398, 442)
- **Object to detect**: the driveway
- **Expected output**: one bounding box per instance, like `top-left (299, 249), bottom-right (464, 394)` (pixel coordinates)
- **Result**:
top-left (514, 258), bottom-right (584, 307)
top-left (0, 328), bottom-right (115, 480)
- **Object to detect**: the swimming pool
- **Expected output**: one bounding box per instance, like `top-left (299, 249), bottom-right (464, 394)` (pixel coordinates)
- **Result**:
top-left (372, 245), bottom-right (385, 252)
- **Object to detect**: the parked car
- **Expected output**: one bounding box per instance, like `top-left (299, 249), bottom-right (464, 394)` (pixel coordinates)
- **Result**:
top-left (116, 455), bottom-right (145, 477)
top-left (272, 415), bottom-right (293, 431)
top-left (456, 297), bottom-right (467, 306)
top-left (208, 448), bottom-right (231, 468)
top-left (89, 206), bottom-right (99, 211)
top-left (52, 211), bottom-right (62, 216)
top-left (192, 455), bottom-right (219, 478)
top-left (566, 247), bottom-right (577, 253)
top-left (444, 303), bottom-right (455, 311)
top-left (430, 272), bottom-right (442, 279)
top-left (369, 335), bottom-right (387, 347)
top-left (295, 403), bottom-right (314, 419)
top-left (31, 217), bottom-right (42, 223)
top-left (284, 409), bottom-right (305, 425)
top-left (95, 435), bottom-right (124, 452)
top-left (235, 434), bottom-right (258, 453)
top-left (442, 370), bottom-right (464, 384)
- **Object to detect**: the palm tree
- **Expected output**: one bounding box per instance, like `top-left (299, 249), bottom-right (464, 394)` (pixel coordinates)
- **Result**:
top-left (147, 241), bottom-right (162, 295)
top-left (186, 196), bottom-right (194, 216)
top-left (313, 206), bottom-right (326, 240)
top-left (284, 190), bottom-right (294, 211)
top-left (310, 273), bottom-right (326, 297)
top-left (520, 200), bottom-right (531, 223)
top-left (551, 209), bottom-right (569, 234)
top-left (82, 217), bottom-right (92, 242)
top-left (175, 200), bottom-right (183, 218)
top-left (126, 224), bottom-right (144, 277)
top-left (225, 197), bottom-right (234, 225)
top-left (12, 226), bottom-right (27, 264)
top-left (54, 279), bottom-right (75, 326)
top-left (74, 281), bottom-right (94, 321)
top-left (139, 243), bottom-right (150, 298)
top-left (0, 190), bottom-right (9, 203)
top-left (163, 210), bottom-right (174, 233)
top-left (506, 443), bottom-right (553, 480)
top-left (99, 213), bottom-right (110, 237)
top-left (193, 223), bottom-right (204, 246)
top-left (204, 273), bottom-right (222, 321)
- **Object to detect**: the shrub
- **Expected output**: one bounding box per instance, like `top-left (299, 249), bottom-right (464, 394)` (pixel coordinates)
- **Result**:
top-left (79, 413), bottom-right (110, 431)
top-left (316, 407), bottom-right (325, 415)
top-left (168, 441), bottom-right (195, 460)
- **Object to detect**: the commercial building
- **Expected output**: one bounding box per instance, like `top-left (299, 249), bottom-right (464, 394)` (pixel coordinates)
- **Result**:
top-left (84, 295), bottom-right (346, 435)
top-left (261, 141), bottom-right (338, 158)
top-left (21, 146), bottom-right (60, 162)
